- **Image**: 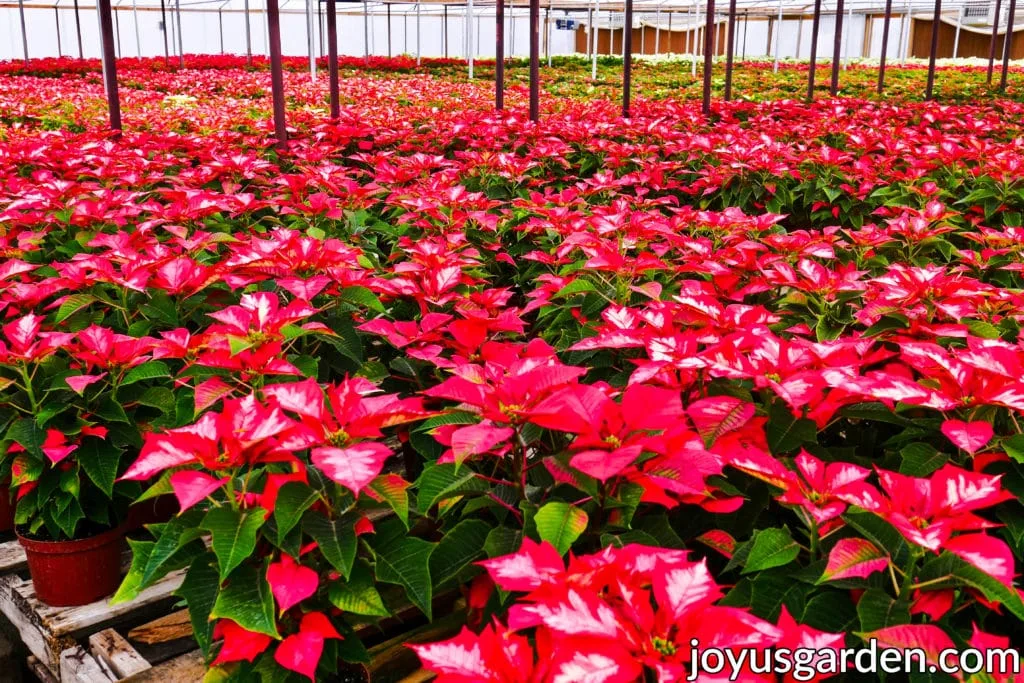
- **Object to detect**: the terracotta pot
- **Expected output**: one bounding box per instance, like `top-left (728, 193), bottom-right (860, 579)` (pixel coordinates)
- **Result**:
top-left (18, 525), bottom-right (125, 606)
top-left (0, 480), bottom-right (13, 533)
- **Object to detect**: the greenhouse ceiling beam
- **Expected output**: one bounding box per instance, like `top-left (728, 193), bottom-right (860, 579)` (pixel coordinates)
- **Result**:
top-left (9, 0), bottom-right (1005, 12)
top-left (8, 0), bottom-right (1013, 8)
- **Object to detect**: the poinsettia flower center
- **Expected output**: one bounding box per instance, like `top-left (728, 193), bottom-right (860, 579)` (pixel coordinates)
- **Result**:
top-left (807, 490), bottom-right (827, 504)
top-left (246, 330), bottom-right (274, 345)
top-left (604, 434), bottom-right (622, 448)
top-left (498, 403), bottom-right (523, 419)
top-left (326, 429), bottom-right (350, 447)
top-left (650, 636), bottom-right (677, 656)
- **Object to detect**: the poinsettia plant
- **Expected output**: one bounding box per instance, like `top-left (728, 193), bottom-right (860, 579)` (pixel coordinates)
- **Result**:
top-left (1, 54), bottom-right (1024, 682)
top-left (114, 377), bottom-right (430, 680)
top-left (0, 317), bottom-right (178, 539)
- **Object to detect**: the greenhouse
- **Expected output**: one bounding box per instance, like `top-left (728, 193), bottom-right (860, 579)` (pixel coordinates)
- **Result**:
top-left (2, 0), bottom-right (1024, 61)
top-left (0, 0), bottom-right (1022, 677)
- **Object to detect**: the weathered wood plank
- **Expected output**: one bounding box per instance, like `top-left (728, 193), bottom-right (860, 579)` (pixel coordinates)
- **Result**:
top-left (0, 540), bottom-right (27, 574)
top-left (27, 655), bottom-right (59, 683)
top-left (119, 650), bottom-right (206, 683)
top-left (58, 645), bottom-right (116, 683)
top-left (0, 575), bottom-right (77, 681)
top-left (17, 569), bottom-right (184, 639)
top-left (126, 611), bottom-right (191, 646)
top-left (89, 629), bottom-right (151, 678)
top-left (0, 569), bottom-right (184, 678)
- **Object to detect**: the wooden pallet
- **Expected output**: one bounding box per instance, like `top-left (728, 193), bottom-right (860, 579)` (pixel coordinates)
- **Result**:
top-left (0, 535), bottom-right (450, 682)
top-left (0, 539), bottom-right (186, 681)
top-left (26, 612), bottom-right (204, 683)
top-left (33, 601), bottom-right (455, 683)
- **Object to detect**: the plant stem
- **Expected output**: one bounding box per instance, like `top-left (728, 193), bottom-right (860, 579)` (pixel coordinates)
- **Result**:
top-left (18, 364), bottom-right (38, 413)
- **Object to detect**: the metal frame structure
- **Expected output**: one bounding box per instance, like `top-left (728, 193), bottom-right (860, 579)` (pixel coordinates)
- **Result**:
top-left (3, 0), bottom-right (1020, 141)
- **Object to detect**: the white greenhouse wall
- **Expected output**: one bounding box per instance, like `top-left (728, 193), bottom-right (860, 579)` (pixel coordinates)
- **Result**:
top-left (1, 5), bottom-right (583, 60)
top-left (2, 3), bottom-right (905, 62)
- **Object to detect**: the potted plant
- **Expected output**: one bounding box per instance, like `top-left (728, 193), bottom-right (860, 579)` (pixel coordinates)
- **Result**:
top-left (0, 316), bottom-right (171, 606)
top-left (115, 375), bottom-right (431, 680)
